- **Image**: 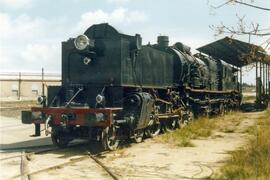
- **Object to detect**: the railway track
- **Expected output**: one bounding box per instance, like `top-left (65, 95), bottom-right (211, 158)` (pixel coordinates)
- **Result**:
top-left (0, 141), bottom-right (89, 159)
top-left (0, 144), bottom-right (55, 152)
top-left (16, 151), bottom-right (119, 180)
top-left (1, 143), bottom-right (118, 180)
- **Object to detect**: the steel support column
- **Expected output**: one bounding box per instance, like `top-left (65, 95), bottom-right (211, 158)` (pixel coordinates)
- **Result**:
top-left (258, 60), bottom-right (262, 104)
top-left (240, 67), bottom-right (242, 94)
top-left (263, 63), bottom-right (265, 96)
top-left (256, 61), bottom-right (258, 101)
top-left (268, 63), bottom-right (270, 98)
top-left (266, 63), bottom-right (268, 97)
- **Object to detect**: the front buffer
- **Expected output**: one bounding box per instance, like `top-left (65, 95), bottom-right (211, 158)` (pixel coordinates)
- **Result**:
top-left (22, 107), bottom-right (121, 148)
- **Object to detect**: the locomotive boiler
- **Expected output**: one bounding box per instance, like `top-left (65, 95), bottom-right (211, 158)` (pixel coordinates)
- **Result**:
top-left (22, 23), bottom-right (241, 150)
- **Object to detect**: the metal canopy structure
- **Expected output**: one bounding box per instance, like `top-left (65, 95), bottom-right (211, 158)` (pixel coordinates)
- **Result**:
top-left (197, 36), bottom-right (270, 67)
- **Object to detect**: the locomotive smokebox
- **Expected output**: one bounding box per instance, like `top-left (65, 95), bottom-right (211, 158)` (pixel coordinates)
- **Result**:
top-left (157, 36), bottom-right (169, 47)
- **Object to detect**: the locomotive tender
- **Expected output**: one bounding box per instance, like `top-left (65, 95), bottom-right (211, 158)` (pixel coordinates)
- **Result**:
top-left (22, 23), bottom-right (241, 150)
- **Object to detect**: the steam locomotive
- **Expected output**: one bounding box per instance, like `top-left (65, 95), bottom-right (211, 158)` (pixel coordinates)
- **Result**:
top-left (22, 23), bottom-right (241, 150)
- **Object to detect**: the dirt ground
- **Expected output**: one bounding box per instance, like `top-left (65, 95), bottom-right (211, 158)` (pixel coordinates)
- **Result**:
top-left (100, 112), bottom-right (260, 179)
top-left (0, 107), bottom-right (263, 179)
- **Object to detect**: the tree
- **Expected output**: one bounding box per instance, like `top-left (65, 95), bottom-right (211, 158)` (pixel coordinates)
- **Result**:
top-left (208, 0), bottom-right (270, 51)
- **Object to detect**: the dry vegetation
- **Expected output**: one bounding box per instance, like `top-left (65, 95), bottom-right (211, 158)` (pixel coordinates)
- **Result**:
top-left (158, 111), bottom-right (244, 147)
top-left (215, 111), bottom-right (243, 133)
top-left (159, 109), bottom-right (270, 179)
top-left (214, 109), bottom-right (270, 180)
top-left (157, 118), bottom-right (215, 147)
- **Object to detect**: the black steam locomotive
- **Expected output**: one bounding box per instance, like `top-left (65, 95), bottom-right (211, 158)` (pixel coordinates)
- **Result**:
top-left (22, 23), bottom-right (241, 150)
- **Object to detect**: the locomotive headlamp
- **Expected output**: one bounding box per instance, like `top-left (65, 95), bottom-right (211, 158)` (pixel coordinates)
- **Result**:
top-left (96, 94), bottom-right (105, 104)
top-left (74, 34), bottom-right (89, 50)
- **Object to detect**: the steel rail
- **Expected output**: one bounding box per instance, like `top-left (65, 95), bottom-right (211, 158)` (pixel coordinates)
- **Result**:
top-left (11, 150), bottom-right (118, 180)
top-left (87, 151), bottom-right (119, 180)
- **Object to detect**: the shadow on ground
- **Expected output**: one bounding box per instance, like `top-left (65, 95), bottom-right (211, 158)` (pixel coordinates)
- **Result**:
top-left (0, 137), bottom-right (53, 151)
top-left (241, 102), bottom-right (268, 112)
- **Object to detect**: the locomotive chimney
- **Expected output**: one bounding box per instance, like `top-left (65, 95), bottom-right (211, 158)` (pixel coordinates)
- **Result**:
top-left (157, 36), bottom-right (169, 47)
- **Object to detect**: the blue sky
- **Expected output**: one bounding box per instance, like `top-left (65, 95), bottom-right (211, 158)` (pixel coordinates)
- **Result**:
top-left (0, 0), bottom-right (269, 84)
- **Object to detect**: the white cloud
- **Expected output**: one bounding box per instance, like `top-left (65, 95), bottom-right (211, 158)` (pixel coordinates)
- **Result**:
top-left (107, 0), bottom-right (130, 5)
top-left (76, 8), bottom-right (146, 32)
top-left (0, 0), bottom-right (34, 9)
top-left (0, 7), bottom-right (146, 72)
top-left (0, 13), bottom-right (10, 38)
top-left (21, 44), bottom-right (58, 63)
top-left (0, 12), bottom-right (61, 72)
top-left (0, 13), bottom-right (46, 40)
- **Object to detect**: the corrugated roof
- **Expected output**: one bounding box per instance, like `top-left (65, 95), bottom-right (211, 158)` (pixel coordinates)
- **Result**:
top-left (197, 37), bottom-right (270, 67)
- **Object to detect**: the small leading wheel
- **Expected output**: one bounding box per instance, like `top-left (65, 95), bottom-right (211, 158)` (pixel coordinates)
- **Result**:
top-left (182, 110), bottom-right (194, 125)
top-left (51, 127), bottom-right (69, 148)
top-left (163, 118), bottom-right (177, 132)
top-left (134, 129), bottom-right (144, 143)
top-left (145, 121), bottom-right (161, 138)
top-left (101, 126), bottom-right (119, 151)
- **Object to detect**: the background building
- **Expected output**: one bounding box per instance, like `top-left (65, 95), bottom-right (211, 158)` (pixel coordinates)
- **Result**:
top-left (0, 72), bottom-right (61, 101)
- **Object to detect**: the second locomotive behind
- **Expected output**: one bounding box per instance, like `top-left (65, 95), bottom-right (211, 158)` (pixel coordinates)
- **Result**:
top-left (22, 23), bottom-right (241, 150)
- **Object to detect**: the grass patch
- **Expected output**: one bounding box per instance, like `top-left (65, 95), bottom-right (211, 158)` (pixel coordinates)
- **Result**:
top-left (221, 126), bottom-right (236, 133)
top-left (158, 118), bottom-right (216, 147)
top-left (158, 111), bottom-right (244, 147)
top-left (215, 111), bottom-right (243, 133)
top-left (213, 109), bottom-right (270, 179)
top-left (244, 125), bottom-right (257, 134)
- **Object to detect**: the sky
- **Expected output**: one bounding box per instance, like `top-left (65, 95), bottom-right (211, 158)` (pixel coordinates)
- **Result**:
top-left (0, 0), bottom-right (269, 84)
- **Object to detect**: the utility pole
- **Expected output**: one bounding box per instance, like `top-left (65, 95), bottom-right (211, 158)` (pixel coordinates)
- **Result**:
top-left (42, 67), bottom-right (44, 98)
top-left (18, 72), bottom-right (21, 100)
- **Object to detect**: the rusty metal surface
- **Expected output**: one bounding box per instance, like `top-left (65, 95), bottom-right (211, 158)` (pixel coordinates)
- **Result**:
top-left (31, 107), bottom-right (122, 127)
